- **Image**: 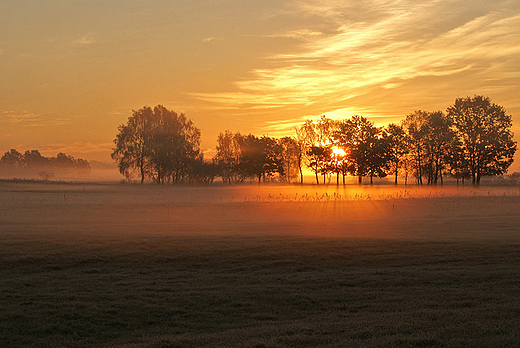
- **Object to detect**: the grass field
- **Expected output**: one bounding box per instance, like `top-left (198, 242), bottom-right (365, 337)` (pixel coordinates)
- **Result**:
top-left (1, 183), bottom-right (520, 347)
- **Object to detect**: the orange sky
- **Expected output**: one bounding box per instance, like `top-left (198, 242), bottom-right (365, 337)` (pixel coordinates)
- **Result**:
top-left (1, 1), bottom-right (520, 170)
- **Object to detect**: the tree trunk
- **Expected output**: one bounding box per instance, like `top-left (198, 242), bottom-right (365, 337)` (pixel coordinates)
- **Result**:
top-left (358, 176), bottom-right (362, 185)
top-left (140, 162), bottom-right (145, 183)
top-left (298, 155), bottom-right (304, 185)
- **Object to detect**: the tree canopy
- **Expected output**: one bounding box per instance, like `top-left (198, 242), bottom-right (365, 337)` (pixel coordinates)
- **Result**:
top-left (213, 131), bottom-right (299, 184)
top-left (0, 149), bottom-right (91, 179)
top-left (106, 96), bottom-right (515, 186)
top-left (447, 95), bottom-right (516, 185)
top-left (293, 96), bottom-right (516, 186)
top-left (111, 105), bottom-right (208, 184)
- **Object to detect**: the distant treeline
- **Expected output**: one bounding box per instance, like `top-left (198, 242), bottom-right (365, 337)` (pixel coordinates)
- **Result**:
top-left (0, 149), bottom-right (91, 179)
top-left (112, 95), bottom-right (516, 186)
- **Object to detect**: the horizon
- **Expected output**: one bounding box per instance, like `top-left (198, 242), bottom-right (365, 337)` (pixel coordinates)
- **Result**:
top-left (1, 1), bottom-right (520, 172)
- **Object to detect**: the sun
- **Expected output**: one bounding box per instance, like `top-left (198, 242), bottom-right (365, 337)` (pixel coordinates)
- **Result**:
top-left (331, 146), bottom-right (346, 157)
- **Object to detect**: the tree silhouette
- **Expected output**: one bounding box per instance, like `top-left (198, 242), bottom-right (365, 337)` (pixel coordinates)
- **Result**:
top-left (0, 149), bottom-right (90, 179)
top-left (1, 149), bottom-right (23, 168)
top-left (278, 136), bottom-right (301, 184)
top-left (105, 95), bottom-right (516, 186)
top-left (402, 111), bottom-right (429, 185)
top-left (447, 95), bottom-right (517, 186)
top-left (336, 115), bottom-right (387, 185)
top-left (298, 116), bottom-right (336, 184)
top-left (112, 105), bottom-right (201, 184)
top-left (214, 131), bottom-right (244, 183)
top-left (214, 132), bottom-right (287, 183)
top-left (420, 111), bottom-right (455, 185)
top-left (385, 124), bottom-right (408, 185)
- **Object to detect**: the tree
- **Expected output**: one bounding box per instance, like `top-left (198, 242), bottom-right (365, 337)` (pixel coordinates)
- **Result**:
top-left (214, 131), bottom-right (244, 183)
top-left (297, 116), bottom-right (336, 184)
top-left (447, 95), bottom-right (517, 186)
top-left (337, 115), bottom-right (387, 185)
top-left (294, 127), bottom-right (307, 184)
top-left (240, 134), bottom-right (268, 183)
top-left (75, 158), bottom-right (92, 177)
top-left (23, 150), bottom-right (50, 171)
top-left (214, 133), bottom-right (285, 184)
top-left (402, 111), bottom-right (429, 185)
top-left (1, 149), bottom-right (23, 168)
top-left (0, 149), bottom-right (90, 179)
top-left (189, 159), bottom-right (218, 185)
top-left (446, 138), bottom-right (471, 185)
top-left (112, 107), bottom-right (153, 183)
top-left (51, 153), bottom-right (91, 177)
top-left (421, 111), bottom-right (455, 185)
top-left (385, 124), bottom-right (408, 185)
top-left (111, 105), bottom-right (201, 184)
top-left (147, 106), bottom-right (201, 184)
top-left (278, 136), bottom-right (301, 183)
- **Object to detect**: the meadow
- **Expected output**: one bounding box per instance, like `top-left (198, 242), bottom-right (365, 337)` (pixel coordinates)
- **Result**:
top-left (1, 182), bottom-right (520, 347)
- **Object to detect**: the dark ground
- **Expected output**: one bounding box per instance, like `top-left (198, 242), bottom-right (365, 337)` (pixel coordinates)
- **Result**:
top-left (1, 183), bottom-right (520, 347)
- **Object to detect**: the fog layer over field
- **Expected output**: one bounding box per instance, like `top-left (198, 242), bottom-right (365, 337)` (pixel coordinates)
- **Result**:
top-left (2, 183), bottom-right (520, 240)
top-left (1, 183), bottom-right (520, 347)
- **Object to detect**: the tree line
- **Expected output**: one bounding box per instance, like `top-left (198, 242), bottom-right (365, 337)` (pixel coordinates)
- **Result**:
top-left (0, 149), bottom-right (91, 180)
top-left (112, 95), bottom-right (516, 186)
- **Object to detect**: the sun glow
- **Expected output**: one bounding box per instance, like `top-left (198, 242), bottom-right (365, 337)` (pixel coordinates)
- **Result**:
top-left (331, 146), bottom-right (347, 157)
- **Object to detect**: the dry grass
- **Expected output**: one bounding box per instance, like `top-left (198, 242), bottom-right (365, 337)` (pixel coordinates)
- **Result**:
top-left (1, 183), bottom-right (520, 347)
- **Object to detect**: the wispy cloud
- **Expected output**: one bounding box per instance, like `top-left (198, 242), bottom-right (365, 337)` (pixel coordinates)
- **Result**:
top-left (202, 37), bottom-right (222, 42)
top-left (0, 111), bottom-right (42, 127)
top-left (0, 111), bottom-right (72, 127)
top-left (74, 35), bottom-right (96, 45)
top-left (40, 142), bottom-right (114, 155)
top-left (193, 0), bottom-right (520, 130)
top-left (264, 29), bottom-right (323, 39)
top-left (263, 106), bottom-right (402, 137)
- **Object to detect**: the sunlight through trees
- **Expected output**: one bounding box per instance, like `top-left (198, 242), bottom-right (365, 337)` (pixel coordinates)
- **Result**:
top-left (110, 97), bottom-right (516, 186)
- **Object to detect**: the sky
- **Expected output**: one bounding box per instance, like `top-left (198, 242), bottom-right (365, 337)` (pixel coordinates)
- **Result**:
top-left (1, 0), bottom-right (520, 170)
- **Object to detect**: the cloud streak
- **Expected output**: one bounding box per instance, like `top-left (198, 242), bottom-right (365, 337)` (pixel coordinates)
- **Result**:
top-left (74, 35), bottom-right (96, 45)
top-left (40, 142), bottom-right (114, 155)
top-left (0, 111), bottom-right (72, 128)
top-left (193, 0), bottom-right (520, 130)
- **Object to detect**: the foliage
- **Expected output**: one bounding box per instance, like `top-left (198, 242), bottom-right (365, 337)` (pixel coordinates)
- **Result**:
top-left (213, 132), bottom-right (297, 183)
top-left (402, 110), bottom-right (456, 185)
top-left (111, 105), bottom-right (203, 184)
top-left (290, 95), bottom-right (515, 186)
top-left (298, 116), bottom-right (337, 184)
top-left (386, 123), bottom-right (408, 185)
top-left (447, 95), bottom-right (517, 185)
top-left (298, 115), bottom-right (390, 185)
top-left (0, 149), bottom-right (91, 179)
